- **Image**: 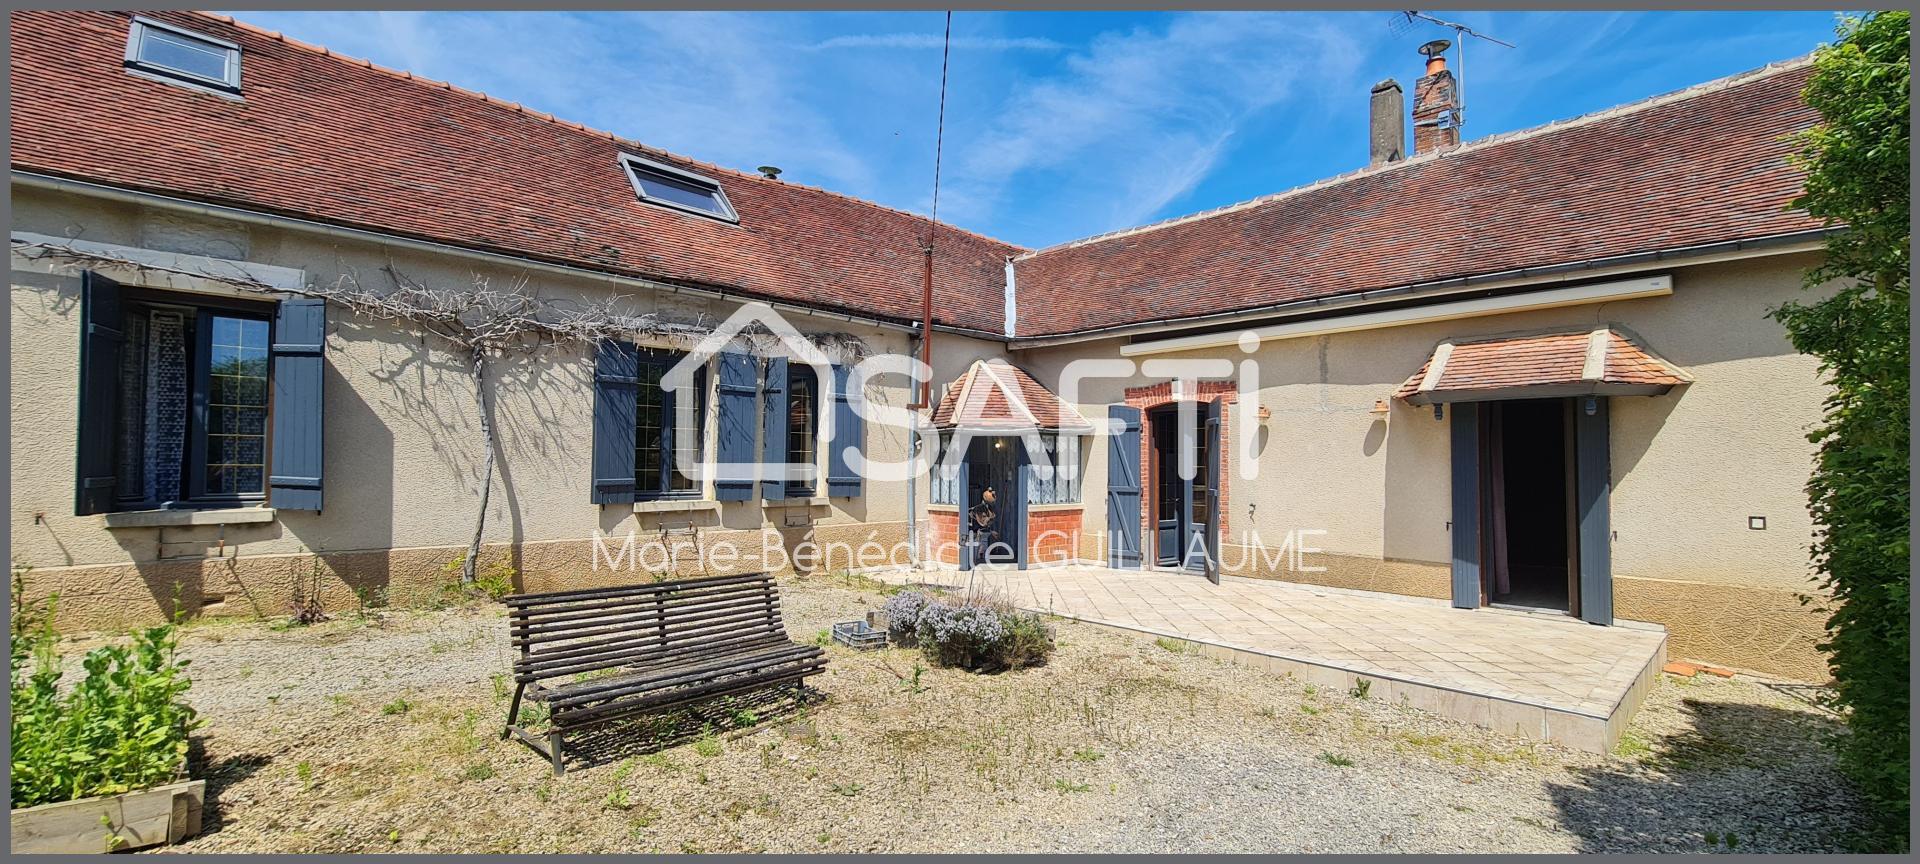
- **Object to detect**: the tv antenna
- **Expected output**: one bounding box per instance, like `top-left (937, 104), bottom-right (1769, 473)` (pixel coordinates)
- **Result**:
top-left (1393, 10), bottom-right (1515, 132)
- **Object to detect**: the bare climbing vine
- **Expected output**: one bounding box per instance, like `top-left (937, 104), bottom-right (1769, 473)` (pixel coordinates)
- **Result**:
top-left (13, 239), bottom-right (868, 585)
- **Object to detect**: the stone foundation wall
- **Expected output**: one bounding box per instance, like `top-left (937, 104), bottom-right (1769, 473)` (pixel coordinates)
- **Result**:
top-left (16, 520), bottom-right (911, 632)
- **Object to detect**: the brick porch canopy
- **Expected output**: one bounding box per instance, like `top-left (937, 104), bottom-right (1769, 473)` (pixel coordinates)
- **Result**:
top-left (1394, 328), bottom-right (1692, 405)
top-left (930, 359), bottom-right (1092, 432)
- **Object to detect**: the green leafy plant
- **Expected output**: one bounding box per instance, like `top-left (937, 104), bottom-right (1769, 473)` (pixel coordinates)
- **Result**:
top-left (1318, 751), bottom-right (1354, 768)
top-left (1769, 11), bottom-right (1910, 849)
top-left (439, 553), bottom-right (517, 604)
top-left (693, 734), bottom-right (722, 758)
top-left (1349, 678), bottom-right (1372, 700)
top-left (382, 697), bottom-right (412, 716)
top-left (10, 566), bottom-right (202, 808)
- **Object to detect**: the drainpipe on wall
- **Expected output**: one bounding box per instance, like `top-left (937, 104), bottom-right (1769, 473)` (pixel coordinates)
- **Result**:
top-left (906, 330), bottom-right (922, 568)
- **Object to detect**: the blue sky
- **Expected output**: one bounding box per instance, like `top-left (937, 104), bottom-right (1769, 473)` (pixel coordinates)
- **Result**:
top-left (227, 10), bottom-right (1844, 250)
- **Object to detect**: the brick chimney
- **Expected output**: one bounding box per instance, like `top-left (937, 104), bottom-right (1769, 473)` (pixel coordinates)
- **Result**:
top-left (1412, 50), bottom-right (1459, 154)
top-left (1368, 79), bottom-right (1405, 167)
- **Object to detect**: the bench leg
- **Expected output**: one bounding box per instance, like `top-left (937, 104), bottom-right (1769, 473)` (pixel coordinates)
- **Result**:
top-left (502, 682), bottom-right (526, 740)
top-left (548, 729), bottom-right (566, 776)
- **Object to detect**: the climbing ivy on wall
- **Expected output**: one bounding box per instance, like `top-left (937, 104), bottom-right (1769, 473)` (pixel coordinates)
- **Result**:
top-left (1770, 10), bottom-right (1910, 850)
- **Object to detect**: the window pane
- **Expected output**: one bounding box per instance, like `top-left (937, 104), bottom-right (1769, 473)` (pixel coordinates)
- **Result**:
top-left (667, 366), bottom-right (704, 492)
top-left (786, 368), bottom-right (815, 494)
top-left (634, 361), bottom-right (664, 495)
top-left (203, 316), bottom-right (268, 496)
top-left (633, 167), bottom-right (728, 216)
top-left (139, 27), bottom-right (230, 83)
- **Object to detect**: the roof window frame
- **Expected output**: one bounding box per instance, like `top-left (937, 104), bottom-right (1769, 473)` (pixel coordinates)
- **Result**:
top-left (124, 16), bottom-right (242, 95)
top-left (617, 153), bottom-right (739, 224)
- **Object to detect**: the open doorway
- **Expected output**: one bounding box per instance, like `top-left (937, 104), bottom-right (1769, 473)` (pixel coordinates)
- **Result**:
top-left (960, 435), bottom-right (1021, 568)
top-left (1148, 404), bottom-right (1214, 572)
top-left (1482, 398), bottom-right (1578, 614)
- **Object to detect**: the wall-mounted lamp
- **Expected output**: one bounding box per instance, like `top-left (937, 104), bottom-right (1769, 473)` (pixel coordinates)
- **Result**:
top-left (1433, 403), bottom-right (1445, 421)
top-left (1584, 395), bottom-right (1599, 416)
top-left (1257, 406), bottom-right (1273, 423)
top-left (1370, 399), bottom-right (1390, 416)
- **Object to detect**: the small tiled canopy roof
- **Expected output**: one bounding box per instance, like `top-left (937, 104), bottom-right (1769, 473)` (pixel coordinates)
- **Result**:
top-left (1395, 329), bottom-right (1691, 405)
top-left (931, 359), bottom-right (1092, 431)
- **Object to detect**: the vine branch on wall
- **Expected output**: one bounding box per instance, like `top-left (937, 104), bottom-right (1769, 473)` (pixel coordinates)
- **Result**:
top-left (13, 239), bottom-right (868, 586)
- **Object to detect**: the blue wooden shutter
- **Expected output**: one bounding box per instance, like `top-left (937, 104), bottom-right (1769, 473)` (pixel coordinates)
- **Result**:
top-left (590, 340), bottom-right (639, 505)
top-left (826, 363), bottom-right (863, 497)
top-left (713, 351), bottom-right (758, 501)
top-left (760, 357), bottom-right (788, 500)
top-left (1575, 397), bottom-right (1613, 625)
top-left (268, 297), bottom-right (327, 512)
top-left (1449, 404), bottom-right (1481, 609)
top-left (1105, 405), bottom-right (1142, 569)
top-left (74, 272), bottom-right (124, 516)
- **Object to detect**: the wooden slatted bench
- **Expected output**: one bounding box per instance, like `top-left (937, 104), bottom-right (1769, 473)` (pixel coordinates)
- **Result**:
top-left (501, 572), bottom-right (826, 774)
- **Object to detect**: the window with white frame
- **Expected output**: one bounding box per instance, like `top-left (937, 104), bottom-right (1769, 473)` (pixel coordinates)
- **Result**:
top-left (125, 17), bottom-right (241, 93)
top-left (930, 431), bottom-right (960, 505)
top-left (1027, 432), bottom-right (1083, 505)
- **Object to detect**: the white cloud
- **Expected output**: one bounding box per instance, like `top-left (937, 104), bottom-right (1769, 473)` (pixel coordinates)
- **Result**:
top-left (230, 11), bottom-right (877, 196)
top-left (806, 33), bottom-right (1063, 52)
top-left (941, 13), bottom-right (1364, 242)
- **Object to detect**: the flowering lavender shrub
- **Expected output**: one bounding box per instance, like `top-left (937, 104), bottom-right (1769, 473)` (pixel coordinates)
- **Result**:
top-left (881, 590), bottom-right (932, 644)
top-left (914, 601), bottom-right (1009, 669)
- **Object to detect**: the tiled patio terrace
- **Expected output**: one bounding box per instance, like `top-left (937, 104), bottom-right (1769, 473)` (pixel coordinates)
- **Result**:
top-left (879, 566), bottom-right (1667, 753)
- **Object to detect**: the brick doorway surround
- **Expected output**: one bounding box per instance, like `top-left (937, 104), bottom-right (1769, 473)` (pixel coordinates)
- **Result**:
top-left (1123, 380), bottom-right (1237, 567)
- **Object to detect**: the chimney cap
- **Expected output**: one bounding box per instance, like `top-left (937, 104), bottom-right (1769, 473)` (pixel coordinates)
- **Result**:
top-left (757, 165), bottom-right (782, 180)
top-left (1371, 78), bottom-right (1402, 94)
top-left (1418, 39), bottom-right (1452, 58)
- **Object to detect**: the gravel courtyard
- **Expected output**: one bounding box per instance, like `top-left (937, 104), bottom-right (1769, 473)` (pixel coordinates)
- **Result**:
top-left (125, 574), bottom-right (1865, 853)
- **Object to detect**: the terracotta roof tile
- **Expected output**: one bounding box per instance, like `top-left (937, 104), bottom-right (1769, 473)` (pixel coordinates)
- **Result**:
top-left (1394, 329), bottom-right (1690, 401)
top-left (11, 12), bottom-right (1821, 342)
top-left (8, 10), bottom-right (1022, 333)
top-left (931, 359), bottom-right (1091, 430)
top-left (1010, 60), bottom-right (1822, 337)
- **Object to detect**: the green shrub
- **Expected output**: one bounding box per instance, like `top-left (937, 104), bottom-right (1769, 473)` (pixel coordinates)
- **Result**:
top-left (912, 598), bottom-right (1055, 672)
top-left (9, 569), bottom-right (200, 808)
top-left (439, 553), bottom-right (518, 604)
top-left (1771, 11), bottom-right (1910, 849)
top-left (996, 611), bottom-right (1056, 670)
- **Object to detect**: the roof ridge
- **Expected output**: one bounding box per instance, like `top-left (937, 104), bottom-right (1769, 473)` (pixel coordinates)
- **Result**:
top-left (185, 11), bottom-right (1027, 254)
top-left (1015, 53), bottom-right (1816, 261)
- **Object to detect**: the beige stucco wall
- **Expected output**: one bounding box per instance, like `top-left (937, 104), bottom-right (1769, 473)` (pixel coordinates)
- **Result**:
top-left (9, 186), bottom-right (942, 627)
top-left (1011, 252), bottom-right (1833, 681)
top-left (11, 186), bottom-right (1834, 682)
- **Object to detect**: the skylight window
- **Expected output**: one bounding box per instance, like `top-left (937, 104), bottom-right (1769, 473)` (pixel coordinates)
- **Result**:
top-left (124, 16), bottom-right (241, 93)
top-left (619, 154), bottom-right (738, 222)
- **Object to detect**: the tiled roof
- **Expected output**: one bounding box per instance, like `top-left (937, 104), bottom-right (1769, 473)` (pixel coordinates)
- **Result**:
top-left (1009, 59), bottom-right (1823, 337)
top-left (1393, 329), bottom-right (1691, 403)
top-left (931, 359), bottom-right (1092, 431)
top-left (8, 10), bottom-right (1023, 334)
top-left (11, 12), bottom-right (1824, 343)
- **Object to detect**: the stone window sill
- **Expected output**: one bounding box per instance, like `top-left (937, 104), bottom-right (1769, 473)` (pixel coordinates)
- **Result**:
top-left (632, 499), bottom-right (719, 515)
top-left (1028, 503), bottom-right (1085, 513)
top-left (102, 507), bottom-right (276, 529)
top-left (765, 497), bottom-right (831, 509)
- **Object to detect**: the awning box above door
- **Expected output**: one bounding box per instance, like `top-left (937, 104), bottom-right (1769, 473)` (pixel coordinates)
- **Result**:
top-left (1395, 328), bottom-right (1691, 405)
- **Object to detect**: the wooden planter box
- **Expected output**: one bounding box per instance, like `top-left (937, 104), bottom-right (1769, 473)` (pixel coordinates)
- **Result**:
top-left (10, 778), bottom-right (205, 853)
